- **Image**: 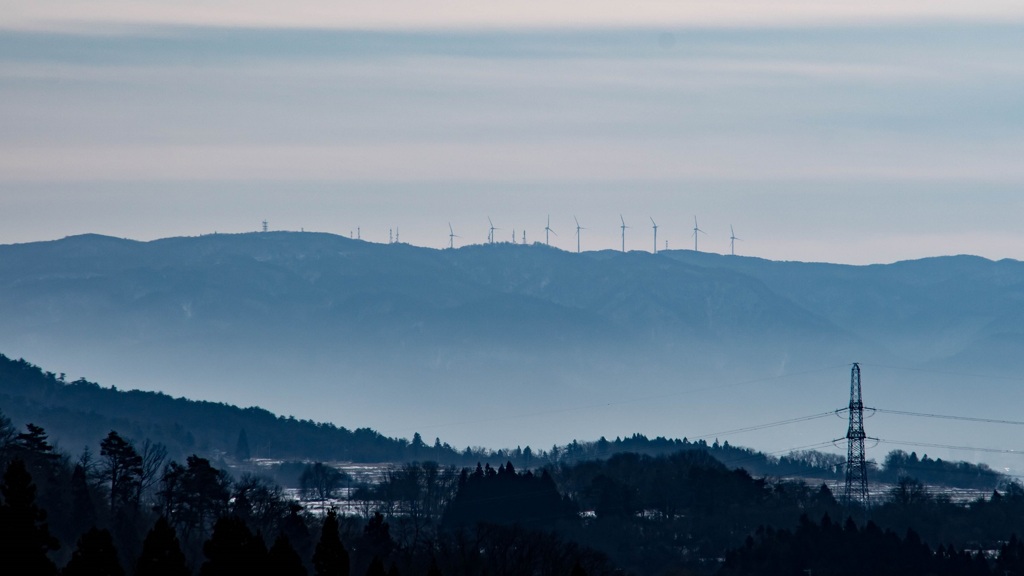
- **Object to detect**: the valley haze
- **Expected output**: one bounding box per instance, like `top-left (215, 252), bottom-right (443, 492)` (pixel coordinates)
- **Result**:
top-left (1, 232), bottom-right (1021, 473)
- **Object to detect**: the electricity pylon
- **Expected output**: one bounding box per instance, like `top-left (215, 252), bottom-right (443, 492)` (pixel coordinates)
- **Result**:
top-left (844, 362), bottom-right (869, 507)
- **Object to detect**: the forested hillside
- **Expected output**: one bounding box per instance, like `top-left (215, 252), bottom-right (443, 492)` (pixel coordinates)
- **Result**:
top-left (0, 352), bottom-right (433, 463)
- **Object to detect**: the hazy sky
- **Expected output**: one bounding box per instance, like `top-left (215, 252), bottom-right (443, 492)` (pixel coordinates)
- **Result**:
top-left (2, 2), bottom-right (1023, 263)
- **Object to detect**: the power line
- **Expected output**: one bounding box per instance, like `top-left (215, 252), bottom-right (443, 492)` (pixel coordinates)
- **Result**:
top-left (874, 408), bottom-right (1024, 427)
top-left (876, 407), bottom-right (1024, 426)
top-left (861, 362), bottom-right (1024, 383)
top-left (877, 439), bottom-right (1021, 456)
top-left (692, 411), bottom-right (836, 441)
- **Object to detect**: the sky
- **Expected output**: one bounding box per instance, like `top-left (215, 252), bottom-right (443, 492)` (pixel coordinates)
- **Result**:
top-left (2, 2), bottom-right (1024, 263)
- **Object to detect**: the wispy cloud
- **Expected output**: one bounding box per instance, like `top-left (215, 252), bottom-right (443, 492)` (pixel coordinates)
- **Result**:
top-left (4, 0), bottom-right (1024, 31)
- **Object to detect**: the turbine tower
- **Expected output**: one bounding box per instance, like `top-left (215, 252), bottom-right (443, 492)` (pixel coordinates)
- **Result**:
top-left (487, 217), bottom-right (500, 244)
top-left (545, 215), bottom-right (557, 246)
top-left (262, 220), bottom-right (268, 233)
top-left (729, 224), bottom-right (742, 256)
top-left (448, 222), bottom-right (461, 249)
top-left (574, 216), bottom-right (585, 254)
top-left (692, 216), bottom-right (706, 251)
top-left (650, 217), bottom-right (658, 254)
top-left (620, 215), bottom-right (629, 252)
top-left (844, 362), bottom-right (869, 507)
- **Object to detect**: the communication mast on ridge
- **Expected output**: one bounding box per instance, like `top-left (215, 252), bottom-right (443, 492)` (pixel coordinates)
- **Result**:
top-left (844, 363), bottom-right (869, 507)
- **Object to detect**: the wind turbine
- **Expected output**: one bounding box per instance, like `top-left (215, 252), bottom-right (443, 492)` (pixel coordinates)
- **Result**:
top-left (692, 216), bottom-right (706, 252)
top-left (730, 224), bottom-right (742, 256)
top-left (574, 216), bottom-right (585, 254)
top-left (448, 222), bottom-right (461, 249)
top-left (620, 215), bottom-right (629, 253)
top-left (487, 217), bottom-right (500, 244)
top-left (545, 215), bottom-right (557, 246)
top-left (650, 217), bottom-right (658, 254)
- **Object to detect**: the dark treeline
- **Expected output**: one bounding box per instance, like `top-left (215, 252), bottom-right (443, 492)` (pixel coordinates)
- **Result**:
top-left (7, 408), bottom-right (1024, 576)
top-left (0, 413), bottom-right (616, 575)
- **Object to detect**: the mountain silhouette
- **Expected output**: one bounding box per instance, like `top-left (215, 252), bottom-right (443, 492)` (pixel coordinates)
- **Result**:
top-left (1, 232), bottom-right (1020, 452)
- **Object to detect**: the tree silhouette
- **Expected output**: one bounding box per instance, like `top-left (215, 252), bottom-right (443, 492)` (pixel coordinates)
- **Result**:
top-left (136, 517), bottom-right (189, 576)
top-left (62, 528), bottom-right (124, 576)
top-left (99, 431), bottom-right (144, 518)
top-left (69, 463), bottom-right (97, 538)
top-left (199, 515), bottom-right (268, 576)
top-left (160, 455), bottom-right (231, 550)
top-left (300, 462), bottom-right (347, 506)
top-left (313, 509), bottom-right (349, 576)
top-left (0, 458), bottom-right (59, 575)
top-left (355, 512), bottom-right (393, 570)
top-left (268, 534), bottom-right (307, 576)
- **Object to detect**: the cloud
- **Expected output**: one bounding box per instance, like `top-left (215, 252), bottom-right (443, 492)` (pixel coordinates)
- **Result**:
top-left (4, 0), bottom-right (1024, 31)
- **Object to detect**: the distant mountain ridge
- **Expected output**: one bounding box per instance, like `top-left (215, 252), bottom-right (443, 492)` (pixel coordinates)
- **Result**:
top-left (1, 232), bottom-right (1021, 451)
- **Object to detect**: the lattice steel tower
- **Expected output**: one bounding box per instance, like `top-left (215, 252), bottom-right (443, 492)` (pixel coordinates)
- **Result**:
top-left (844, 362), bottom-right (869, 506)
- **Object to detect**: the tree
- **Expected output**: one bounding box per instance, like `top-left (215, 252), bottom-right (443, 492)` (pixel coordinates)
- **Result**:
top-left (13, 423), bottom-right (60, 483)
top-left (136, 517), bottom-right (190, 576)
top-left (0, 459), bottom-right (59, 575)
top-left (353, 513), bottom-right (393, 574)
top-left (139, 439), bottom-right (169, 501)
top-left (889, 476), bottom-right (931, 506)
top-left (200, 516), bottom-right (267, 576)
top-left (160, 455), bottom-right (231, 550)
top-left (99, 431), bottom-right (144, 518)
top-left (268, 534), bottom-right (308, 576)
top-left (313, 509), bottom-right (350, 576)
top-left (232, 473), bottom-right (290, 538)
top-left (69, 464), bottom-right (97, 538)
top-left (300, 462), bottom-right (347, 507)
top-left (62, 528), bottom-right (124, 576)
top-left (0, 408), bottom-right (16, 465)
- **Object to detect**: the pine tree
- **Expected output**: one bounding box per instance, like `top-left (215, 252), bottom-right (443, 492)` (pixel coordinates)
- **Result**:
top-left (267, 534), bottom-right (307, 576)
top-left (200, 516), bottom-right (268, 576)
top-left (313, 509), bottom-right (349, 576)
top-left (136, 517), bottom-right (190, 576)
top-left (70, 464), bottom-right (97, 538)
top-left (62, 528), bottom-right (124, 576)
top-left (0, 458), bottom-right (59, 575)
